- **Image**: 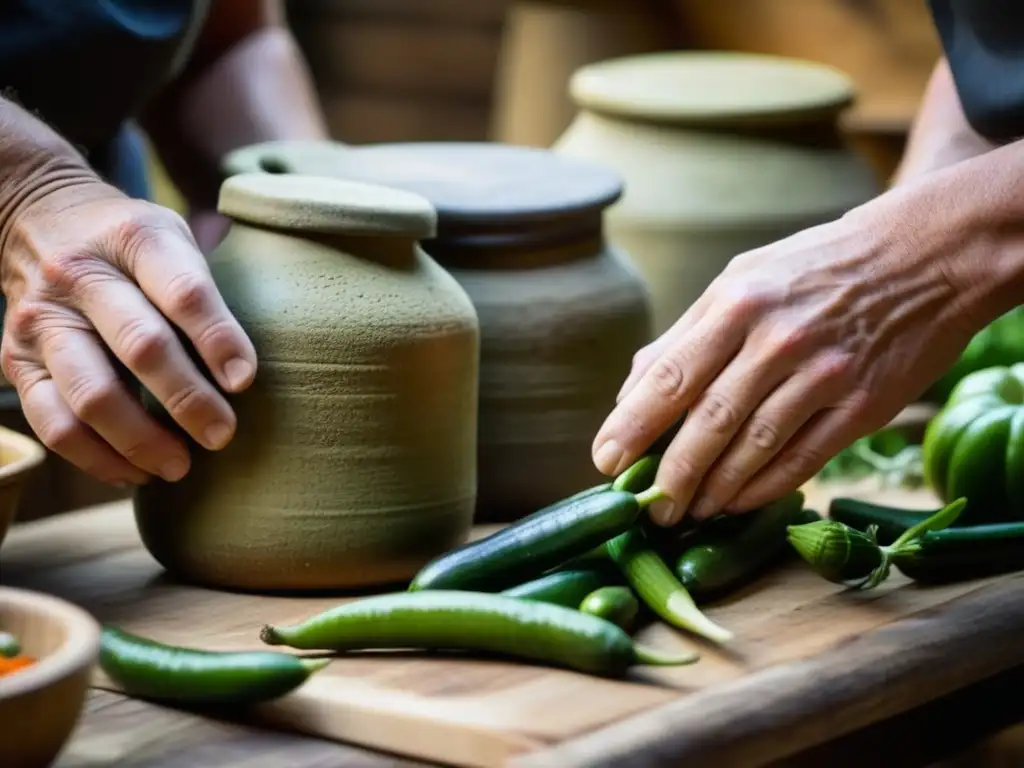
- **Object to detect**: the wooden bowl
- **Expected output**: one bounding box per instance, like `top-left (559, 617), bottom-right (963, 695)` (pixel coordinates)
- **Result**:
top-left (0, 422), bottom-right (46, 548)
top-left (0, 587), bottom-right (101, 767)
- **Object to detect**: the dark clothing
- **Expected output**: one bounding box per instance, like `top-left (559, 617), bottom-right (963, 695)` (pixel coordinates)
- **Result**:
top-left (929, 0), bottom-right (1024, 142)
top-left (0, 0), bottom-right (209, 198)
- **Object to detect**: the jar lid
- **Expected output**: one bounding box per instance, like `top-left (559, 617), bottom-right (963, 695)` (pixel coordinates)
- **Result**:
top-left (217, 173), bottom-right (437, 239)
top-left (327, 142), bottom-right (623, 226)
top-left (570, 51), bottom-right (856, 126)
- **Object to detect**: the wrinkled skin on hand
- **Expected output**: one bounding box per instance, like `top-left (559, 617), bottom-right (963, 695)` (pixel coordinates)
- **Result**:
top-left (0, 177), bottom-right (257, 486)
top-left (592, 210), bottom-right (979, 526)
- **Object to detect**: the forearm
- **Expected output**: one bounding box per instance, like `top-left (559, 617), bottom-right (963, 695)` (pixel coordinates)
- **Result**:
top-left (142, 4), bottom-right (327, 210)
top-left (867, 135), bottom-right (1024, 332)
top-left (892, 58), bottom-right (996, 186)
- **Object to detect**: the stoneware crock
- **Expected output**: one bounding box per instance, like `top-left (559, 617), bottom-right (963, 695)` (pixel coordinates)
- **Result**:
top-left (133, 173), bottom-right (481, 590)
top-left (553, 51), bottom-right (881, 335)
top-left (223, 141), bottom-right (652, 521)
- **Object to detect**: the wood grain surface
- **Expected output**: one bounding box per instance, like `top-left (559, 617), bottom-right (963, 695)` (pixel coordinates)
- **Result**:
top-left (4, 478), bottom-right (1024, 767)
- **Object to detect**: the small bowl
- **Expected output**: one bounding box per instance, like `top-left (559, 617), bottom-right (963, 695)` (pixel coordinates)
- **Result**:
top-left (0, 422), bottom-right (46, 548)
top-left (0, 587), bottom-right (101, 767)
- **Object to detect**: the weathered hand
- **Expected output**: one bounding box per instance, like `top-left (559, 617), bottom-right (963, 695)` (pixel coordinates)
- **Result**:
top-left (591, 207), bottom-right (981, 526)
top-left (0, 177), bottom-right (257, 486)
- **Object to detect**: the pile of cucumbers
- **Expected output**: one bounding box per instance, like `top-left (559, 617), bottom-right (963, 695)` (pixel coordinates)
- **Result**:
top-left (100, 454), bottom-right (818, 709)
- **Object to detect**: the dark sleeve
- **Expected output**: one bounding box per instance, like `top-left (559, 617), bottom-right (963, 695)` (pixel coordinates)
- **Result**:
top-left (929, 0), bottom-right (1024, 143)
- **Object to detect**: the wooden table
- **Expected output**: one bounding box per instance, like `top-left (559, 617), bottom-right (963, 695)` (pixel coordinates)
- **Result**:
top-left (6, 491), bottom-right (1024, 767)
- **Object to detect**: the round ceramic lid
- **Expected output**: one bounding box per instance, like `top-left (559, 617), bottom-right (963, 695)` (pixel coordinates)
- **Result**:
top-left (328, 142), bottom-right (623, 225)
top-left (570, 51), bottom-right (856, 125)
top-left (217, 173), bottom-right (437, 238)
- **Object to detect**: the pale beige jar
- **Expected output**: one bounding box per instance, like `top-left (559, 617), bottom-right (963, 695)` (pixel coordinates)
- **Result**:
top-left (554, 51), bottom-right (881, 335)
top-left (134, 173), bottom-right (480, 591)
top-left (223, 141), bottom-right (653, 522)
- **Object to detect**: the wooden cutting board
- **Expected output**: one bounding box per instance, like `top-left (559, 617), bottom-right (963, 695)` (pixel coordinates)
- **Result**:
top-left (4, 478), bottom-right (1024, 768)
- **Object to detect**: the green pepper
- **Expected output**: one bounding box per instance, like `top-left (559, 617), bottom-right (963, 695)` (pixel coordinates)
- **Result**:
top-left (925, 307), bottom-right (1024, 403)
top-left (922, 364), bottom-right (1024, 523)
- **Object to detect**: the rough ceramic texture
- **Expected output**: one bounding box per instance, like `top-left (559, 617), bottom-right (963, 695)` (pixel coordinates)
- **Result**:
top-left (222, 142), bottom-right (652, 521)
top-left (0, 425), bottom-right (47, 549)
top-left (0, 587), bottom-right (100, 768)
top-left (134, 173), bottom-right (480, 591)
top-left (554, 51), bottom-right (881, 335)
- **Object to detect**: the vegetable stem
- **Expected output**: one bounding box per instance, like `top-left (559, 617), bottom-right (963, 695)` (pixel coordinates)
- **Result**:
top-left (635, 486), bottom-right (666, 507)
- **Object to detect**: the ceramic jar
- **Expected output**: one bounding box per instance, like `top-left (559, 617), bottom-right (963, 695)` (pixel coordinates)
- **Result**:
top-left (553, 51), bottom-right (881, 336)
top-left (133, 173), bottom-right (480, 591)
top-left (223, 141), bottom-right (652, 521)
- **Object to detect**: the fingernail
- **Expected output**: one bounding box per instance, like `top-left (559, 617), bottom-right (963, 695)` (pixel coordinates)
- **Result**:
top-left (223, 357), bottom-right (255, 390)
top-left (593, 439), bottom-right (625, 475)
top-left (159, 458), bottom-right (188, 482)
top-left (203, 421), bottom-right (233, 450)
top-left (649, 499), bottom-right (677, 526)
top-left (691, 497), bottom-right (718, 520)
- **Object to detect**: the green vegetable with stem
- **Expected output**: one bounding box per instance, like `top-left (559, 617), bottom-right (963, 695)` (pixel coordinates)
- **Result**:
top-left (612, 454), bottom-right (661, 493)
top-left (261, 590), bottom-right (698, 678)
top-left (891, 520), bottom-right (1024, 583)
top-left (578, 586), bottom-right (640, 632)
top-left (787, 498), bottom-right (967, 589)
top-left (827, 497), bottom-right (931, 545)
top-left (99, 626), bottom-right (328, 706)
top-left (409, 487), bottom-right (664, 592)
top-left (604, 527), bottom-right (733, 644)
top-left (673, 491), bottom-right (809, 599)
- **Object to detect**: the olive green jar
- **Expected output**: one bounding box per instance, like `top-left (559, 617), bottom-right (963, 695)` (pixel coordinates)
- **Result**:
top-left (134, 173), bottom-right (480, 591)
top-left (224, 141), bottom-right (652, 522)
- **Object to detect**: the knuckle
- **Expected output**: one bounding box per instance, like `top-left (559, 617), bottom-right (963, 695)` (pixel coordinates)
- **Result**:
top-left (116, 319), bottom-right (173, 371)
top-left (659, 451), bottom-right (698, 488)
top-left (163, 271), bottom-right (213, 319)
top-left (37, 414), bottom-right (87, 455)
top-left (705, 462), bottom-right (747, 497)
top-left (39, 250), bottom-right (111, 295)
top-left (162, 383), bottom-right (207, 419)
top-left (767, 324), bottom-right (809, 356)
top-left (814, 351), bottom-right (856, 385)
top-left (747, 418), bottom-right (781, 451)
top-left (697, 391), bottom-right (739, 433)
top-left (723, 288), bottom-right (766, 321)
top-left (783, 446), bottom-right (826, 479)
top-left (5, 301), bottom-right (44, 342)
top-left (649, 354), bottom-right (688, 402)
top-left (65, 375), bottom-right (121, 421)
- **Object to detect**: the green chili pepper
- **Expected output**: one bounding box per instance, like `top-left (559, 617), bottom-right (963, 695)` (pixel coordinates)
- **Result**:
top-left (261, 590), bottom-right (698, 678)
top-left (99, 626), bottom-right (329, 706)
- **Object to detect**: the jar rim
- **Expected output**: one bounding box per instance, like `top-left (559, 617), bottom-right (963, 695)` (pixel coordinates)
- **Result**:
top-left (217, 173), bottom-right (437, 239)
top-left (569, 51), bottom-right (856, 127)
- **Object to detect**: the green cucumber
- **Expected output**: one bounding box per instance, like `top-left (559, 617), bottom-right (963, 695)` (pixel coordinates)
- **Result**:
top-left (578, 586), bottom-right (640, 632)
top-left (829, 497), bottom-right (933, 545)
top-left (500, 566), bottom-right (622, 607)
top-left (674, 491), bottom-right (806, 600)
top-left (612, 455), bottom-right (661, 493)
top-left (409, 489), bottom-right (648, 592)
top-left (893, 520), bottom-right (1024, 583)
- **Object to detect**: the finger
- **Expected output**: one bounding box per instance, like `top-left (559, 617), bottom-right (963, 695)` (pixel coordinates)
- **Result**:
top-left (17, 370), bottom-right (149, 486)
top-left (121, 220), bottom-right (257, 393)
top-left (646, 337), bottom-right (804, 526)
top-left (616, 292), bottom-right (714, 403)
top-left (727, 389), bottom-right (883, 512)
top-left (592, 302), bottom-right (747, 477)
top-left (39, 326), bottom-right (192, 482)
top-left (73, 273), bottom-right (238, 452)
top-left (689, 351), bottom-right (854, 519)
